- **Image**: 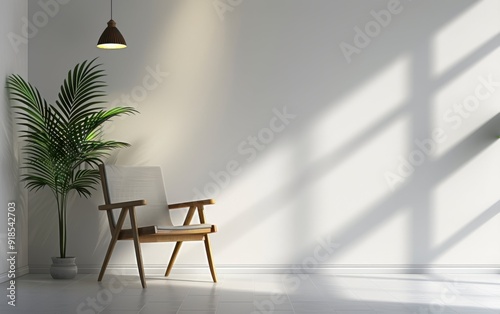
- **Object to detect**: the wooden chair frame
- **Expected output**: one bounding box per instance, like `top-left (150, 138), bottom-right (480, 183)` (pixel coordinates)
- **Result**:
top-left (97, 164), bottom-right (218, 288)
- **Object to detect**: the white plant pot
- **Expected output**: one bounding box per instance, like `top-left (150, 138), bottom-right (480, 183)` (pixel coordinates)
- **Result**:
top-left (50, 257), bottom-right (78, 279)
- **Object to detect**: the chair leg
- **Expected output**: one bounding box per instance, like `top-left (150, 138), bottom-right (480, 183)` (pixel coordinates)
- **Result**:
top-left (98, 208), bottom-right (128, 282)
top-left (98, 236), bottom-right (118, 282)
top-left (204, 235), bottom-right (217, 283)
top-left (129, 208), bottom-right (147, 288)
top-left (165, 241), bottom-right (183, 277)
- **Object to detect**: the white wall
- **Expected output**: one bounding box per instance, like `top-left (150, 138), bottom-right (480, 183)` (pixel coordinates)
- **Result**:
top-left (27, 0), bottom-right (500, 274)
top-left (0, 0), bottom-right (29, 282)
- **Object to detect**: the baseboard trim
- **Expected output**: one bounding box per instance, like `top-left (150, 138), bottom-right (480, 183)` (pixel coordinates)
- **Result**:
top-left (27, 264), bottom-right (500, 275)
top-left (0, 265), bottom-right (30, 283)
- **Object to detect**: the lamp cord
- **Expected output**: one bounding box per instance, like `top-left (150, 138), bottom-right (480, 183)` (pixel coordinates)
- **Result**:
top-left (111, 0), bottom-right (113, 20)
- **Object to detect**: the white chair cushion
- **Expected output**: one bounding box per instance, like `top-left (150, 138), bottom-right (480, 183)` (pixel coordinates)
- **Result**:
top-left (157, 224), bottom-right (212, 231)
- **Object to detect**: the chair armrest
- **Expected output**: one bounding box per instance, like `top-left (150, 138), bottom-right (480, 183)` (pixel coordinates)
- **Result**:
top-left (98, 200), bottom-right (147, 211)
top-left (168, 199), bottom-right (215, 209)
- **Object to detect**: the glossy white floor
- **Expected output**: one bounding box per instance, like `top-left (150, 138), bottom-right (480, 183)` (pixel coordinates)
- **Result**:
top-left (0, 273), bottom-right (499, 314)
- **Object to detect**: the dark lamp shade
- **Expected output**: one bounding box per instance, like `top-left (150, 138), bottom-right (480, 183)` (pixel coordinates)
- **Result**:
top-left (97, 20), bottom-right (127, 49)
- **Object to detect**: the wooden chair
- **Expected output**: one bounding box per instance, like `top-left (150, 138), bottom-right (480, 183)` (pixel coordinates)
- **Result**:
top-left (97, 164), bottom-right (218, 288)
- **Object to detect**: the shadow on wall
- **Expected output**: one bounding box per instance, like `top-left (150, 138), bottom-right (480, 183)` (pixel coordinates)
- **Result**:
top-left (204, 0), bottom-right (500, 266)
top-left (26, 0), bottom-right (500, 268)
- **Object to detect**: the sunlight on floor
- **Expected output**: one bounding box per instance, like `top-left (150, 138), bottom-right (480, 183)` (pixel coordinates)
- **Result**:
top-left (1, 273), bottom-right (499, 313)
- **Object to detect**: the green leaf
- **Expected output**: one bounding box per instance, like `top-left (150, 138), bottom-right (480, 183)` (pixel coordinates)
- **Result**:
top-left (7, 58), bottom-right (138, 257)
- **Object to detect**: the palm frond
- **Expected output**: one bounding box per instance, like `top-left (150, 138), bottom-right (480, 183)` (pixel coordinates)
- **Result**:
top-left (7, 58), bottom-right (138, 258)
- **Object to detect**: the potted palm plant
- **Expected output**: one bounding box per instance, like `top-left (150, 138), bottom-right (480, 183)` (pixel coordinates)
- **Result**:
top-left (7, 59), bottom-right (137, 279)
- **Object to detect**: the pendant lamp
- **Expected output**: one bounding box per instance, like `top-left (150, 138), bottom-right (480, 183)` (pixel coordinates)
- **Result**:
top-left (97, 0), bottom-right (127, 49)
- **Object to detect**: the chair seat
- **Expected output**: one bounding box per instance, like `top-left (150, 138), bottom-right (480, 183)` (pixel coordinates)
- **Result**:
top-left (118, 224), bottom-right (216, 240)
top-left (158, 224), bottom-right (213, 231)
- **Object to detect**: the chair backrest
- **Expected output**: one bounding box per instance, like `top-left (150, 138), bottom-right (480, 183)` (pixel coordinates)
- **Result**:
top-left (99, 165), bottom-right (174, 232)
